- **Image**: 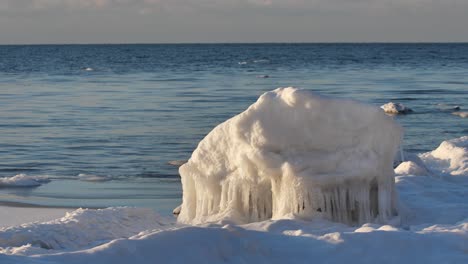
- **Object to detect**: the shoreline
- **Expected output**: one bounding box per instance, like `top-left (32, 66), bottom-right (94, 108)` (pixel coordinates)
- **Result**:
top-left (0, 202), bottom-right (103, 229)
top-left (0, 200), bottom-right (81, 209)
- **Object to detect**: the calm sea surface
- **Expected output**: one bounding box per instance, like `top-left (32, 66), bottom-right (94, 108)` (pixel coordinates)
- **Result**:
top-left (0, 44), bottom-right (467, 214)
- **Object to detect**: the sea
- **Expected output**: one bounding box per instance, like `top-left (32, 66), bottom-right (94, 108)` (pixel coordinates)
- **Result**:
top-left (0, 43), bottom-right (467, 214)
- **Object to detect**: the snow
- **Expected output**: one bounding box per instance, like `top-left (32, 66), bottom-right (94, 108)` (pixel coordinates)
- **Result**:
top-left (0, 137), bottom-right (466, 264)
top-left (178, 87), bottom-right (402, 225)
top-left (0, 207), bottom-right (169, 251)
top-left (419, 136), bottom-right (468, 176)
top-left (0, 174), bottom-right (50, 187)
top-left (380, 102), bottom-right (413, 114)
top-left (394, 161), bottom-right (429, 176)
top-left (0, 206), bottom-right (70, 229)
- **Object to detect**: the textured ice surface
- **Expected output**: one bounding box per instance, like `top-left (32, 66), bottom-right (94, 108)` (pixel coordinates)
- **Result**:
top-left (178, 88), bottom-right (402, 225)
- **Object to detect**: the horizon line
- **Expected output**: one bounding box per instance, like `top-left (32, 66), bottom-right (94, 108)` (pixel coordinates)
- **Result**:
top-left (1, 41), bottom-right (468, 46)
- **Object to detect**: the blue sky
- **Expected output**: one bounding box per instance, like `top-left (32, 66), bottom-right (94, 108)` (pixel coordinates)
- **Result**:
top-left (1, 0), bottom-right (467, 44)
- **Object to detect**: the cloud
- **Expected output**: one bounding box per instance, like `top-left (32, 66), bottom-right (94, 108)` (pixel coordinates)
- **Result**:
top-left (2, 0), bottom-right (468, 16)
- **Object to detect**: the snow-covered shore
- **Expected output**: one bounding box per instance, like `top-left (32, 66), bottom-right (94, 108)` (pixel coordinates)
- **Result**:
top-left (0, 136), bottom-right (466, 264)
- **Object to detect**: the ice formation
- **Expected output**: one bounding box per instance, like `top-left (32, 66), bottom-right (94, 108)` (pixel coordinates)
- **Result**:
top-left (380, 102), bottom-right (413, 115)
top-left (0, 174), bottom-right (50, 187)
top-left (178, 87), bottom-right (402, 225)
top-left (419, 136), bottom-right (468, 176)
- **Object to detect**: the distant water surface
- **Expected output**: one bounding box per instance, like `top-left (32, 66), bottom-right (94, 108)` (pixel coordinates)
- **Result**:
top-left (0, 44), bottom-right (467, 213)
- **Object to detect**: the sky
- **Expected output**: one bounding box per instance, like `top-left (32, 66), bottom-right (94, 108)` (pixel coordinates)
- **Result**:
top-left (0, 0), bottom-right (467, 44)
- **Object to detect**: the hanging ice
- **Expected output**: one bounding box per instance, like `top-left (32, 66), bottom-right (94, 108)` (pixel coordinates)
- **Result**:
top-left (178, 87), bottom-right (402, 225)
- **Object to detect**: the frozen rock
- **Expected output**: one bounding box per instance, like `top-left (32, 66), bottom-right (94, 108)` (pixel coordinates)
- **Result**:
top-left (380, 102), bottom-right (413, 115)
top-left (178, 87), bottom-right (402, 225)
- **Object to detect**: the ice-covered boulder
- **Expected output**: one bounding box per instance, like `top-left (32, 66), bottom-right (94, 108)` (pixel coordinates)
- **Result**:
top-left (380, 102), bottom-right (412, 115)
top-left (419, 136), bottom-right (468, 176)
top-left (178, 87), bottom-right (402, 225)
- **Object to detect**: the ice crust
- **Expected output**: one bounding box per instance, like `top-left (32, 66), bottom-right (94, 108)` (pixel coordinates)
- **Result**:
top-left (178, 88), bottom-right (402, 225)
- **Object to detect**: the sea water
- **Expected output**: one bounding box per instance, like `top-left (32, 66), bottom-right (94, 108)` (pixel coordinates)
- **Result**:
top-left (0, 43), bottom-right (466, 214)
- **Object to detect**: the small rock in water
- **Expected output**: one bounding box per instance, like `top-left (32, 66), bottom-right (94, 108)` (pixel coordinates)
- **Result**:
top-left (380, 102), bottom-right (413, 115)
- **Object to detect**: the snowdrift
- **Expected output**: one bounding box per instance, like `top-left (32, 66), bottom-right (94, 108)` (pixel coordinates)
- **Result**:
top-left (419, 136), bottom-right (468, 176)
top-left (178, 88), bottom-right (402, 225)
top-left (0, 207), bottom-right (167, 251)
